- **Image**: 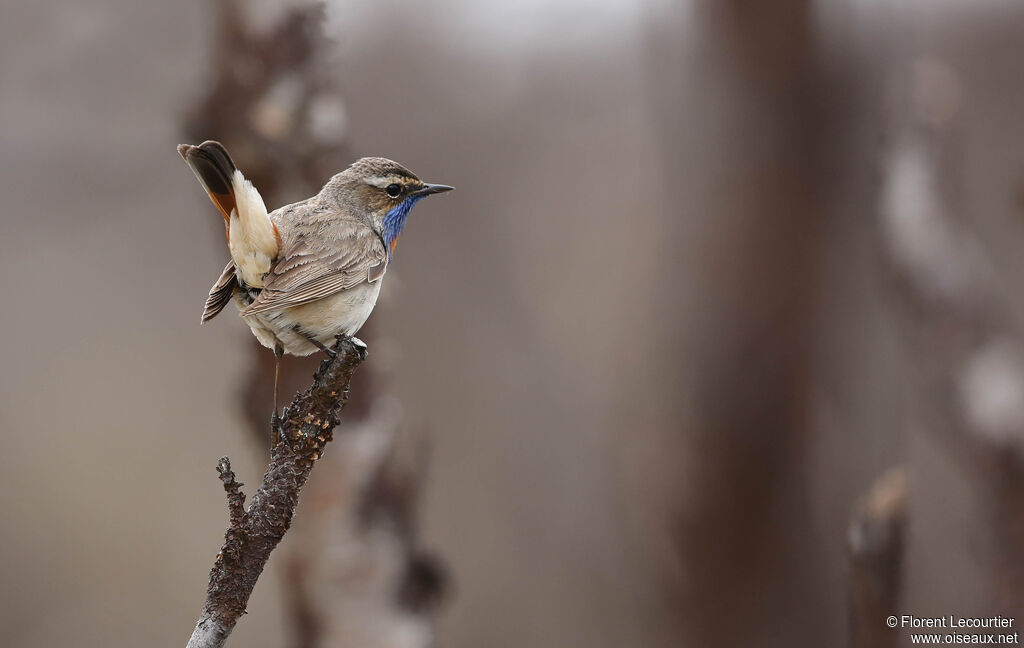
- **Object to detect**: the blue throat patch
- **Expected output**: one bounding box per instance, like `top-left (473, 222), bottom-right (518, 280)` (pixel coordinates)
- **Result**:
top-left (381, 195), bottom-right (425, 259)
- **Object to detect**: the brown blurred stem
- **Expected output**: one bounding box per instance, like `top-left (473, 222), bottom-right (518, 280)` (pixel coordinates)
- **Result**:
top-left (847, 468), bottom-right (907, 648)
top-left (181, 0), bottom-right (369, 448)
top-left (649, 1), bottom-right (833, 645)
top-left (881, 60), bottom-right (1024, 614)
top-left (185, 336), bottom-right (366, 648)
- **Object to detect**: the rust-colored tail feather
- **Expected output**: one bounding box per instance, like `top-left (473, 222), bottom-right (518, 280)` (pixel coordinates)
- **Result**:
top-left (178, 140), bottom-right (238, 232)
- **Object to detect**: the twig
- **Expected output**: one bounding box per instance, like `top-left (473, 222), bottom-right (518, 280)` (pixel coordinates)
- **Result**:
top-left (847, 467), bottom-right (907, 648)
top-left (186, 335), bottom-right (367, 648)
top-left (216, 458), bottom-right (246, 528)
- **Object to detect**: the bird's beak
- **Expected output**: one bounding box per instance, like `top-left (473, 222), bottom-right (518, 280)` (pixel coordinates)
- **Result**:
top-left (411, 183), bottom-right (455, 197)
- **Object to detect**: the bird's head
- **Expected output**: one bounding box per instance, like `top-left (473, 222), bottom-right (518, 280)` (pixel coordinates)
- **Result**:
top-left (321, 157), bottom-right (453, 258)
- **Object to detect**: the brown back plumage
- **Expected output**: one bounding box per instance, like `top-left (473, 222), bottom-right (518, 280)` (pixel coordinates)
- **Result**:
top-left (240, 216), bottom-right (388, 316)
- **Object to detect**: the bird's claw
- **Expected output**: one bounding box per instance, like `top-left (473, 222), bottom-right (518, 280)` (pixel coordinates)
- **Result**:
top-left (336, 334), bottom-right (368, 360)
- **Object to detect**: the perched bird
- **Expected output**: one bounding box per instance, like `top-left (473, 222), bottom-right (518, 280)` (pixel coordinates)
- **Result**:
top-left (178, 140), bottom-right (453, 438)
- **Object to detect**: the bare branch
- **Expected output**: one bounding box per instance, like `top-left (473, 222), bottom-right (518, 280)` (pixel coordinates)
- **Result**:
top-left (847, 467), bottom-right (907, 648)
top-left (186, 335), bottom-right (367, 648)
top-left (216, 457), bottom-right (246, 527)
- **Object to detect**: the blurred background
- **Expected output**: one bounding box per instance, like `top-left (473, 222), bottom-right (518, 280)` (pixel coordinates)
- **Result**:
top-left (3, 1), bottom-right (1024, 647)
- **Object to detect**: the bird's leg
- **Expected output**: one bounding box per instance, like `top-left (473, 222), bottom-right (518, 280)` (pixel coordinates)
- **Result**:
top-left (271, 342), bottom-right (283, 446)
top-left (292, 325), bottom-right (336, 358)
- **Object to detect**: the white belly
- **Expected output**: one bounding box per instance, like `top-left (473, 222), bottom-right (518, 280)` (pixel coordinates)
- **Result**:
top-left (236, 281), bottom-right (382, 356)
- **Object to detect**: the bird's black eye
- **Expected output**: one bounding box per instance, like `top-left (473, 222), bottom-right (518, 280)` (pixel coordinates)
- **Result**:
top-left (385, 183), bottom-right (402, 198)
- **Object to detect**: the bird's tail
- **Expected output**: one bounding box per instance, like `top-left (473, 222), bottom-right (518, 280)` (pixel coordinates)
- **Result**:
top-left (177, 140), bottom-right (239, 233)
top-left (178, 140), bottom-right (279, 288)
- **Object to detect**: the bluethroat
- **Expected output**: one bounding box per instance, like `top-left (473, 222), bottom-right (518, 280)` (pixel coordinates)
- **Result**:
top-left (178, 141), bottom-right (453, 441)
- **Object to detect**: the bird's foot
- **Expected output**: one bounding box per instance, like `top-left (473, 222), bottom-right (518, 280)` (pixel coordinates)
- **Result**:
top-left (350, 336), bottom-right (368, 358)
top-left (336, 334), bottom-right (368, 360)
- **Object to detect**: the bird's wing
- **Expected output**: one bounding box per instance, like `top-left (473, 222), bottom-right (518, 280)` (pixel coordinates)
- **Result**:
top-left (202, 260), bottom-right (237, 324)
top-left (241, 222), bottom-right (387, 316)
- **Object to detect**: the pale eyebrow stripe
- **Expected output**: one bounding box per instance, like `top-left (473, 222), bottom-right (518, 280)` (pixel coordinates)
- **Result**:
top-left (365, 175), bottom-right (399, 188)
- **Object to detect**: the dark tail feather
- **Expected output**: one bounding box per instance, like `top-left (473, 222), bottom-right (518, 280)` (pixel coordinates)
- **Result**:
top-left (178, 140), bottom-right (238, 224)
top-left (202, 260), bottom-right (237, 324)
